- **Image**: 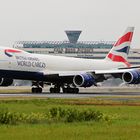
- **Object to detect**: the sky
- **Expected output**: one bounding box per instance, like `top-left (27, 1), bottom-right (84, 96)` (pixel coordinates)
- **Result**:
top-left (0, 0), bottom-right (139, 48)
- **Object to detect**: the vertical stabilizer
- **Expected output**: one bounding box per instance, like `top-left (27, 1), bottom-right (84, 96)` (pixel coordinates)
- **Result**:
top-left (105, 27), bottom-right (134, 67)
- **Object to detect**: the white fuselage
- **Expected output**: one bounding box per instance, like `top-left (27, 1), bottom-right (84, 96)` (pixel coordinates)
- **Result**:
top-left (0, 46), bottom-right (126, 73)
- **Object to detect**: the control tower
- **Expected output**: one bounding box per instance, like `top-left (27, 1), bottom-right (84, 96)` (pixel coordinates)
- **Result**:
top-left (65, 30), bottom-right (82, 44)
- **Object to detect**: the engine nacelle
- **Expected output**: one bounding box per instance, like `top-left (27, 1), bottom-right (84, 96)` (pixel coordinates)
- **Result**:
top-left (73, 73), bottom-right (95, 87)
top-left (122, 70), bottom-right (140, 84)
top-left (0, 78), bottom-right (13, 86)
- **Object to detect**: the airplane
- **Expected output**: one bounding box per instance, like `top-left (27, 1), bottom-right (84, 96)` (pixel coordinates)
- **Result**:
top-left (0, 27), bottom-right (138, 93)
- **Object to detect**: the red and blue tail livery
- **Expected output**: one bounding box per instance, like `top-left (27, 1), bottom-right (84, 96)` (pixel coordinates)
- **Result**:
top-left (106, 27), bottom-right (134, 67)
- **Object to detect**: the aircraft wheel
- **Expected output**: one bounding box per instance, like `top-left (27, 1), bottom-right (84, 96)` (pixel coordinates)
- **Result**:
top-left (50, 88), bottom-right (53, 93)
top-left (50, 88), bottom-right (60, 93)
top-left (62, 88), bottom-right (79, 93)
top-left (74, 88), bottom-right (79, 93)
top-left (38, 88), bottom-right (42, 93)
top-left (32, 87), bottom-right (42, 93)
top-left (62, 88), bottom-right (67, 93)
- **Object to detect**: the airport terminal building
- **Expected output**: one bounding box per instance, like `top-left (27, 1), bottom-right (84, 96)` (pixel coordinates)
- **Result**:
top-left (13, 30), bottom-right (140, 65)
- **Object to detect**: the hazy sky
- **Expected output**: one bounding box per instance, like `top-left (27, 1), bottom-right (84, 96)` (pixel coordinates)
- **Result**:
top-left (0, 0), bottom-right (139, 48)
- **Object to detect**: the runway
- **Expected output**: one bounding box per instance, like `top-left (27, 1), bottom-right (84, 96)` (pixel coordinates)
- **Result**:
top-left (0, 92), bottom-right (140, 99)
top-left (0, 86), bottom-right (140, 99)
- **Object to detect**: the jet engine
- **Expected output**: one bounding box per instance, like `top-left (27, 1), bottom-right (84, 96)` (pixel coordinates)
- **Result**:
top-left (0, 78), bottom-right (13, 86)
top-left (73, 73), bottom-right (95, 87)
top-left (122, 70), bottom-right (140, 84)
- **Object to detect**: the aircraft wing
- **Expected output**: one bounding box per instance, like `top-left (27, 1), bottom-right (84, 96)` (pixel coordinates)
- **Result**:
top-left (42, 70), bottom-right (93, 76)
top-left (95, 65), bottom-right (140, 74)
top-left (41, 65), bottom-right (140, 87)
top-left (42, 65), bottom-right (140, 76)
top-left (95, 68), bottom-right (140, 74)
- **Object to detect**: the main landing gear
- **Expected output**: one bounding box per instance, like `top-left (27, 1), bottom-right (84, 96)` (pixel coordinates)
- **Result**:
top-left (32, 87), bottom-right (42, 93)
top-left (31, 81), bottom-right (43, 93)
top-left (31, 82), bottom-right (79, 94)
top-left (49, 85), bottom-right (79, 94)
top-left (62, 87), bottom-right (79, 93)
top-left (50, 85), bottom-right (60, 93)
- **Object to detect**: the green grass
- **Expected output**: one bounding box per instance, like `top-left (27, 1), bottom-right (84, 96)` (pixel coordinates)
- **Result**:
top-left (0, 98), bottom-right (140, 139)
top-left (0, 121), bottom-right (140, 140)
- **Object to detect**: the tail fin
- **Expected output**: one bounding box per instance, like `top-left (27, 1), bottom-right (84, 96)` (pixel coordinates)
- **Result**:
top-left (105, 27), bottom-right (134, 67)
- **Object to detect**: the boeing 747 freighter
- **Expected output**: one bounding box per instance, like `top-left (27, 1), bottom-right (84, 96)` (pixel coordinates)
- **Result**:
top-left (0, 27), bottom-right (138, 93)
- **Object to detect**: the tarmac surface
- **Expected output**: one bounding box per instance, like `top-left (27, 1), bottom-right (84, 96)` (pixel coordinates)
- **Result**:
top-left (0, 92), bottom-right (140, 99)
top-left (0, 86), bottom-right (140, 99)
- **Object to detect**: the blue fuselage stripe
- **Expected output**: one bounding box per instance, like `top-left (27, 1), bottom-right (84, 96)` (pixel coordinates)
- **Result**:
top-left (0, 69), bottom-right (44, 81)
